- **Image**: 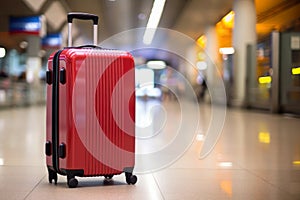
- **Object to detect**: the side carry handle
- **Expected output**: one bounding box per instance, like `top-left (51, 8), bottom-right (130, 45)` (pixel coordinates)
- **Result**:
top-left (67, 12), bottom-right (99, 47)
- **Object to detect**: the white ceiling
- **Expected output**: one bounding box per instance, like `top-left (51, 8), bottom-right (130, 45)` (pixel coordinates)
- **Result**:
top-left (0, 0), bottom-right (233, 48)
top-left (0, 0), bottom-right (299, 63)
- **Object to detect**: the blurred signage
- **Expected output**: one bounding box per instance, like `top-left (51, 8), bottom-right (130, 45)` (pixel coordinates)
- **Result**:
top-left (42, 33), bottom-right (62, 48)
top-left (9, 16), bottom-right (46, 37)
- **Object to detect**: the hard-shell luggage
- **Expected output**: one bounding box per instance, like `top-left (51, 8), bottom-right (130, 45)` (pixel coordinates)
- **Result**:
top-left (45, 12), bottom-right (137, 188)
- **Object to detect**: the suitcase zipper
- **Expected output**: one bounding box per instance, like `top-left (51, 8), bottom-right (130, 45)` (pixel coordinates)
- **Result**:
top-left (52, 50), bottom-right (63, 174)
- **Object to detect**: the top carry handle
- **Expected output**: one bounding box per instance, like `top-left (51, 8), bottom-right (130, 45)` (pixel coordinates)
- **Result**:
top-left (67, 12), bottom-right (99, 46)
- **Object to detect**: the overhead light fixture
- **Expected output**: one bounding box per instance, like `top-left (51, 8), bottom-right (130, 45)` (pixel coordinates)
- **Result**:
top-left (218, 162), bottom-right (233, 168)
top-left (219, 47), bottom-right (235, 55)
top-left (147, 60), bottom-right (166, 69)
top-left (0, 47), bottom-right (6, 58)
top-left (221, 11), bottom-right (235, 28)
top-left (196, 35), bottom-right (206, 48)
top-left (196, 61), bottom-right (207, 70)
top-left (143, 0), bottom-right (166, 45)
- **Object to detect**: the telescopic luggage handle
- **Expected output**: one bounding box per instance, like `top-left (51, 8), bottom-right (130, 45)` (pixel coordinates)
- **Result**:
top-left (67, 12), bottom-right (99, 46)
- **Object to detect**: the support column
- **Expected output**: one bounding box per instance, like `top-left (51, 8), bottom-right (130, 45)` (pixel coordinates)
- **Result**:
top-left (205, 26), bottom-right (219, 103)
top-left (26, 35), bottom-right (42, 105)
top-left (232, 0), bottom-right (256, 107)
top-left (26, 36), bottom-right (42, 84)
top-left (205, 26), bottom-right (218, 86)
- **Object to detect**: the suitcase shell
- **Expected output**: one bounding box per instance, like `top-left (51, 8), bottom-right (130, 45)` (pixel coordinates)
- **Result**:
top-left (45, 47), bottom-right (136, 187)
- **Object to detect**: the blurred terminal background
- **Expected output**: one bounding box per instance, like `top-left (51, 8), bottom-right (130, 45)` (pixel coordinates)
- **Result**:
top-left (0, 0), bottom-right (299, 113)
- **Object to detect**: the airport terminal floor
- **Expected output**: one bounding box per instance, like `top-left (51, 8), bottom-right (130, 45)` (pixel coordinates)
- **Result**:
top-left (0, 99), bottom-right (300, 200)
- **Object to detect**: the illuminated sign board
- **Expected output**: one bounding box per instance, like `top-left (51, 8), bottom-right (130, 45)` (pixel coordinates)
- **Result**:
top-left (42, 33), bottom-right (62, 48)
top-left (9, 16), bottom-right (45, 36)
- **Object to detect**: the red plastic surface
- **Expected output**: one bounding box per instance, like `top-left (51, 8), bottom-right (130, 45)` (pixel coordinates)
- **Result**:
top-left (46, 48), bottom-right (135, 175)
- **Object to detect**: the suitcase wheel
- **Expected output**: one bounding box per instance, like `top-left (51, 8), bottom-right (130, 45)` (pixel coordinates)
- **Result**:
top-left (104, 175), bottom-right (114, 179)
top-left (48, 169), bottom-right (57, 184)
top-left (125, 172), bottom-right (137, 185)
top-left (67, 176), bottom-right (78, 188)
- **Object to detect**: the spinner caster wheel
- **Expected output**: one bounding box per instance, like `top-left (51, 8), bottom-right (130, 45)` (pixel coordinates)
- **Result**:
top-left (104, 175), bottom-right (114, 179)
top-left (125, 172), bottom-right (137, 185)
top-left (67, 176), bottom-right (78, 188)
top-left (48, 169), bottom-right (57, 184)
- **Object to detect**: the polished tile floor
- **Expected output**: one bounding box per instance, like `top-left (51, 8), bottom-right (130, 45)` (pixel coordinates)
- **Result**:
top-left (0, 100), bottom-right (300, 200)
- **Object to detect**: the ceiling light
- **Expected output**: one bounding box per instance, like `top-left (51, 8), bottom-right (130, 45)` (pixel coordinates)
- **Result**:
top-left (143, 0), bottom-right (166, 45)
top-left (221, 11), bottom-right (234, 28)
top-left (147, 60), bottom-right (166, 69)
top-left (0, 48), bottom-right (6, 58)
top-left (197, 35), bottom-right (206, 48)
top-left (218, 162), bottom-right (233, 168)
top-left (196, 61), bottom-right (207, 70)
top-left (219, 47), bottom-right (235, 55)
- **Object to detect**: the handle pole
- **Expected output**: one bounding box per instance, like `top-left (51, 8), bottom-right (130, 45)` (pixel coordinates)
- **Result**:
top-left (68, 23), bottom-right (72, 47)
top-left (67, 12), bottom-right (99, 47)
top-left (93, 25), bottom-right (97, 45)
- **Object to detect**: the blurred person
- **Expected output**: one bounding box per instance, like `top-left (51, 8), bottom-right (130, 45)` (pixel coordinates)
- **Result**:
top-left (196, 74), bottom-right (207, 101)
top-left (160, 67), bottom-right (178, 101)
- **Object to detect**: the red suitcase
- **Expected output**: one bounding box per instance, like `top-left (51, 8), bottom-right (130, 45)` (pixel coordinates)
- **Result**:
top-left (45, 13), bottom-right (137, 188)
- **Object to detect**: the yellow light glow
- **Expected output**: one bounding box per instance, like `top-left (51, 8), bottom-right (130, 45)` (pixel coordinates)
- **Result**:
top-left (258, 132), bottom-right (270, 144)
top-left (198, 52), bottom-right (206, 60)
top-left (292, 67), bottom-right (300, 75)
top-left (221, 11), bottom-right (234, 29)
top-left (197, 35), bottom-right (206, 48)
top-left (293, 161), bottom-right (300, 165)
top-left (220, 180), bottom-right (232, 197)
top-left (223, 11), bottom-right (234, 24)
top-left (258, 76), bottom-right (272, 84)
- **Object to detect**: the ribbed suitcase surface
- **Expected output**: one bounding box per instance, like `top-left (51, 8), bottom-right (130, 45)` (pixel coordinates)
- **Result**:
top-left (46, 48), bottom-right (136, 187)
top-left (69, 49), bottom-right (135, 173)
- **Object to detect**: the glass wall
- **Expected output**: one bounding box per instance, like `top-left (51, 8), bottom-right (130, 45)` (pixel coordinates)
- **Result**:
top-left (280, 32), bottom-right (300, 114)
top-left (0, 48), bottom-right (46, 108)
